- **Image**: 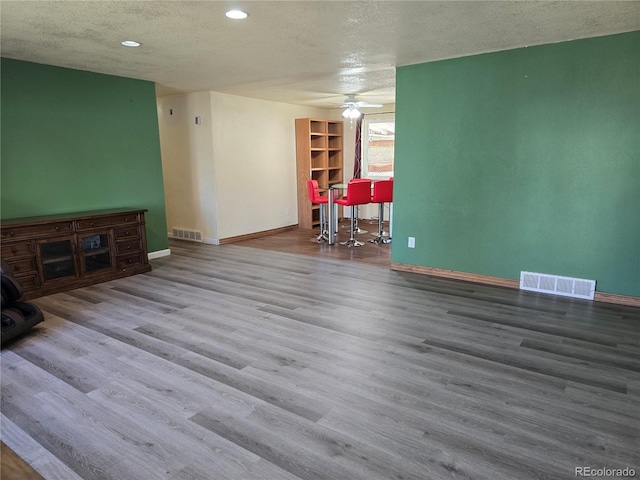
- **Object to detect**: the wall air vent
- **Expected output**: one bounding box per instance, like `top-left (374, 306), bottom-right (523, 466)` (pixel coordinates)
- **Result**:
top-left (171, 228), bottom-right (202, 242)
top-left (520, 271), bottom-right (596, 300)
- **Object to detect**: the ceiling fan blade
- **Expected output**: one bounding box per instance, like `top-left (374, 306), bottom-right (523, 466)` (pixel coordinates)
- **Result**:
top-left (339, 94), bottom-right (383, 109)
top-left (354, 101), bottom-right (383, 108)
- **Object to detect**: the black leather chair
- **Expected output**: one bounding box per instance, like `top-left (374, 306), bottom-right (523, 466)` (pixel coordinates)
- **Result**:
top-left (1, 260), bottom-right (44, 347)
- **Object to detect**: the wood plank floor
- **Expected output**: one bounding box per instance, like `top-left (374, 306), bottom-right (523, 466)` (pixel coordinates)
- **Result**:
top-left (1, 440), bottom-right (45, 480)
top-left (232, 222), bottom-right (394, 267)
top-left (1, 231), bottom-right (639, 480)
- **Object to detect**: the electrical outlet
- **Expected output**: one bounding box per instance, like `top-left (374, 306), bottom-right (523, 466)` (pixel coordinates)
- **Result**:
top-left (408, 236), bottom-right (415, 248)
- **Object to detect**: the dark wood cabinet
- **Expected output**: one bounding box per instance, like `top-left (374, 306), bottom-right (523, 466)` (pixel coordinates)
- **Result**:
top-left (1, 208), bottom-right (151, 299)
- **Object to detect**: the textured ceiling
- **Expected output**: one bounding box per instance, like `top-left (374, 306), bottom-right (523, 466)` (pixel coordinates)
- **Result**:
top-left (1, 1), bottom-right (639, 108)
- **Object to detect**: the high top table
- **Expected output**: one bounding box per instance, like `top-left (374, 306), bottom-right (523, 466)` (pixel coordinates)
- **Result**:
top-left (327, 183), bottom-right (348, 245)
top-left (327, 182), bottom-right (393, 245)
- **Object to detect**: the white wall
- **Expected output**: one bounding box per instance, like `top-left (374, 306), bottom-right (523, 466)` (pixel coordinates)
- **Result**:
top-left (157, 91), bottom-right (327, 243)
top-left (157, 92), bottom-right (218, 242)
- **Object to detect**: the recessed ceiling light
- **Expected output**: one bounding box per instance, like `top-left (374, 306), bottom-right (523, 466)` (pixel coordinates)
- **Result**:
top-left (121, 40), bottom-right (141, 47)
top-left (225, 9), bottom-right (248, 20)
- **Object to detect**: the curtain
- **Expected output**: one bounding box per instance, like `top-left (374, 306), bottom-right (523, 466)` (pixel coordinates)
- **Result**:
top-left (352, 115), bottom-right (363, 178)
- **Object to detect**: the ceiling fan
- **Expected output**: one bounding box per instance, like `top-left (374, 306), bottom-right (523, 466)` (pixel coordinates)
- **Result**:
top-left (340, 94), bottom-right (383, 119)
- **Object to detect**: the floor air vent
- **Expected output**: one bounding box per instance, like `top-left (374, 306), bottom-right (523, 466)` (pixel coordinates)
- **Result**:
top-left (172, 228), bottom-right (202, 242)
top-left (520, 271), bottom-right (595, 300)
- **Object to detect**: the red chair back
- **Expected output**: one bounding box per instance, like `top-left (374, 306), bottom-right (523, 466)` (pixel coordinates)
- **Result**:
top-left (372, 179), bottom-right (393, 203)
top-left (307, 179), bottom-right (326, 204)
top-left (345, 179), bottom-right (372, 206)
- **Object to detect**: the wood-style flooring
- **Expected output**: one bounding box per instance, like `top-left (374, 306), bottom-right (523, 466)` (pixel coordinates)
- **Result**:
top-left (233, 221), bottom-right (394, 267)
top-left (1, 230), bottom-right (639, 480)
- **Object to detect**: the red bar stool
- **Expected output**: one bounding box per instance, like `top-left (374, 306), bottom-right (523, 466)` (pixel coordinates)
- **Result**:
top-left (307, 180), bottom-right (328, 242)
top-left (369, 178), bottom-right (393, 244)
top-left (349, 178), bottom-right (369, 234)
top-left (335, 179), bottom-right (372, 247)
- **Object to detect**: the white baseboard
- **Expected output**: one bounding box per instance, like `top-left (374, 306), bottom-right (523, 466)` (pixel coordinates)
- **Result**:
top-left (148, 248), bottom-right (171, 260)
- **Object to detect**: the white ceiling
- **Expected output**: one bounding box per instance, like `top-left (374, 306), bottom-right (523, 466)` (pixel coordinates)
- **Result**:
top-left (1, 1), bottom-right (638, 109)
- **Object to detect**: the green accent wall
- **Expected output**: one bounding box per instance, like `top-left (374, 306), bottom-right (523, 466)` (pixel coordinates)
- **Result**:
top-left (1, 58), bottom-right (168, 252)
top-left (393, 31), bottom-right (639, 297)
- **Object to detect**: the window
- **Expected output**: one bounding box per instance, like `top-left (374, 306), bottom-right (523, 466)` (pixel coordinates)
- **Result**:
top-left (363, 117), bottom-right (394, 178)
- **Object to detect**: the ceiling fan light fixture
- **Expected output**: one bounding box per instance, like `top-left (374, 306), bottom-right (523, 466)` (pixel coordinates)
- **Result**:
top-left (342, 106), bottom-right (361, 119)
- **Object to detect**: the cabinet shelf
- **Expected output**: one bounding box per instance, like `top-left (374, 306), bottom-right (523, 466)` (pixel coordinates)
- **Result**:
top-left (42, 255), bottom-right (73, 265)
top-left (83, 247), bottom-right (110, 257)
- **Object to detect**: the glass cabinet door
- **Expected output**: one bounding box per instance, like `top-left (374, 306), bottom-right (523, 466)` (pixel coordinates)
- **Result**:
top-left (80, 233), bottom-right (113, 274)
top-left (38, 238), bottom-right (77, 281)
